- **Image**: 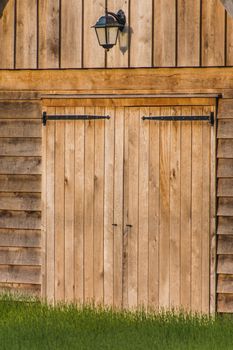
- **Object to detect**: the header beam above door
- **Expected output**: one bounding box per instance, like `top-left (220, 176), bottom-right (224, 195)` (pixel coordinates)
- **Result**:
top-left (0, 68), bottom-right (233, 98)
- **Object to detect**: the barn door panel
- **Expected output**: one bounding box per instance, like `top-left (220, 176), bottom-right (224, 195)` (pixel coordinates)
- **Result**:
top-left (43, 106), bottom-right (117, 304)
top-left (123, 105), bottom-right (213, 313)
top-left (43, 102), bottom-right (214, 313)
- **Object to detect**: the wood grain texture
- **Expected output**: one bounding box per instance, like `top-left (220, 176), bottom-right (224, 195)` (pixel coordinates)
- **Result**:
top-left (0, 175), bottom-right (41, 193)
top-left (217, 293), bottom-right (233, 312)
top-left (170, 109), bottom-right (181, 309)
top-left (0, 247), bottom-right (41, 266)
top-left (218, 235), bottom-right (233, 254)
top-left (154, 0), bottom-right (176, 66)
top-left (0, 102), bottom-right (41, 119)
top-left (0, 0), bottom-right (14, 68)
top-left (84, 108), bottom-right (95, 302)
top-left (138, 107), bottom-right (149, 308)
top-left (148, 108), bottom-right (160, 310)
top-left (202, 0), bottom-right (225, 66)
top-left (0, 157), bottom-right (41, 175)
top-left (218, 139), bottom-right (233, 158)
top-left (83, 0), bottom-right (105, 68)
top-left (218, 217), bottom-right (233, 235)
top-left (217, 120), bottom-right (233, 138)
top-left (0, 120), bottom-right (41, 138)
top-left (54, 118), bottom-right (65, 302)
top-left (93, 109), bottom-right (104, 305)
top-left (38, 0), bottom-right (60, 68)
top-left (0, 265), bottom-right (41, 284)
top-left (0, 193), bottom-right (40, 211)
top-left (74, 108), bottom-right (85, 303)
top-left (218, 179), bottom-right (233, 197)
top-left (104, 107), bottom-right (114, 306)
top-left (218, 99), bottom-right (233, 118)
top-left (0, 1), bottom-right (232, 69)
top-left (226, 13), bottom-right (233, 65)
top-left (217, 255), bottom-right (233, 274)
top-left (64, 117), bottom-right (75, 302)
top-left (178, 0), bottom-right (200, 66)
top-left (180, 109), bottom-right (192, 311)
top-left (60, 0), bottom-right (82, 68)
top-left (113, 107), bottom-right (124, 308)
top-left (218, 198), bottom-right (233, 216)
top-left (217, 274), bottom-right (233, 293)
top-left (0, 138), bottom-right (41, 156)
top-left (159, 108), bottom-right (171, 309)
top-left (130, 0), bottom-right (152, 67)
top-left (0, 229), bottom-right (41, 248)
top-left (15, 0), bottom-right (37, 68)
top-left (218, 159), bottom-right (233, 177)
top-left (1, 68), bottom-right (233, 94)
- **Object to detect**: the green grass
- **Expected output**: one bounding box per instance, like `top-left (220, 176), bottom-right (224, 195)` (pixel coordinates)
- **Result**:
top-left (0, 295), bottom-right (233, 350)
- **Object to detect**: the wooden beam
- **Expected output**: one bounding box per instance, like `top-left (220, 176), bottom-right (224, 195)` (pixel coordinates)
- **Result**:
top-left (0, 68), bottom-right (232, 96)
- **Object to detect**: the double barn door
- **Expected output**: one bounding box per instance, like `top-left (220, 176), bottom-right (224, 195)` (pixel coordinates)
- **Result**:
top-left (42, 98), bottom-right (215, 313)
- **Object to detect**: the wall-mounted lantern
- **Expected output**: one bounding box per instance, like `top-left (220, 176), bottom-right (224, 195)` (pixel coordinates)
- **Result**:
top-left (92, 9), bottom-right (126, 51)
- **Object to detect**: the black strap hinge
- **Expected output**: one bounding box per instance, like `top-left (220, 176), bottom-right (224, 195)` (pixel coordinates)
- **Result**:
top-left (42, 112), bottom-right (111, 126)
top-left (142, 112), bottom-right (214, 126)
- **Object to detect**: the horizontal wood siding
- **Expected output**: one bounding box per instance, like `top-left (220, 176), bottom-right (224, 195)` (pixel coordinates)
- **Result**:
top-left (0, 101), bottom-right (41, 296)
top-left (0, 0), bottom-right (231, 69)
top-left (217, 99), bottom-right (233, 313)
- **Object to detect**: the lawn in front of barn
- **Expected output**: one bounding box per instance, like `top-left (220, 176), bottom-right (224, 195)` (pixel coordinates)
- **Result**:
top-left (0, 295), bottom-right (233, 350)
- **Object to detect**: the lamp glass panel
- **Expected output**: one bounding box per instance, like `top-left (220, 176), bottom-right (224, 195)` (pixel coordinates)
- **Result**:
top-left (96, 27), bottom-right (107, 45)
top-left (106, 27), bottom-right (119, 45)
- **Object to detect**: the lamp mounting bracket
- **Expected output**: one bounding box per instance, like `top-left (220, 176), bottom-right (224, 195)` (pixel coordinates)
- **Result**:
top-left (106, 9), bottom-right (126, 30)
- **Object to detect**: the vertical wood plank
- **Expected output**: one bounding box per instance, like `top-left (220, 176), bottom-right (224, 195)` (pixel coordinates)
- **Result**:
top-left (15, 0), bottom-right (37, 68)
top-left (138, 107), bottom-right (149, 308)
top-left (83, 0), bottom-right (105, 68)
top-left (107, 0), bottom-right (129, 68)
top-left (104, 107), bottom-right (114, 306)
top-left (64, 109), bottom-right (75, 302)
top-left (84, 108), bottom-right (95, 302)
top-left (74, 107), bottom-right (85, 303)
top-left (180, 107), bottom-right (192, 311)
top-left (226, 14), bottom-right (233, 66)
top-left (0, 0), bottom-right (15, 68)
top-left (123, 107), bottom-right (129, 309)
top-left (177, 0), bottom-right (200, 66)
top-left (41, 107), bottom-right (47, 299)
top-left (202, 106), bottom-right (211, 314)
top-left (113, 107), bottom-right (124, 308)
top-left (148, 107), bottom-right (160, 310)
top-left (60, 0), bottom-right (82, 68)
top-left (154, 0), bottom-right (176, 67)
top-left (93, 107), bottom-right (104, 305)
top-left (46, 107), bottom-right (55, 303)
top-left (169, 107), bottom-right (181, 309)
top-left (210, 106), bottom-right (217, 314)
top-left (39, 0), bottom-right (60, 68)
top-left (130, 0), bottom-right (152, 67)
top-left (202, 0), bottom-right (225, 66)
top-left (127, 107), bottom-right (139, 309)
top-left (191, 107), bottom-right (203, 312)
top-left (159, 107), bottom-right (170, 310)
top-left (54, 113), bottom-right (65, 302)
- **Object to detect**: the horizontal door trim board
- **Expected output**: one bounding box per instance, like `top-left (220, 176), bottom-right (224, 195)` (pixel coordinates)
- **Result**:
top-left (0, 68), bottom-right (233, 96)
top-left (42, 97), bottom-right (216, 107)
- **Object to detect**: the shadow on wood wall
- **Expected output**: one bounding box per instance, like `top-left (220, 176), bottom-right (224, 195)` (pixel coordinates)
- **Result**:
top-left (0, 0), bottom-right (9, 18)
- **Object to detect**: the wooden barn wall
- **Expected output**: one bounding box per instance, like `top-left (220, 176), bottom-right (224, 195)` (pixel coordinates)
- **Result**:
top-left (1, 0), bottom-right (233, 69)
top-left (217, 99), bottom-right (233, 313)
top-left (0, 101), bottom-right (42, 296)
